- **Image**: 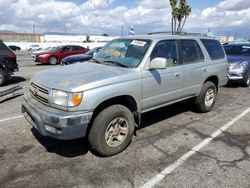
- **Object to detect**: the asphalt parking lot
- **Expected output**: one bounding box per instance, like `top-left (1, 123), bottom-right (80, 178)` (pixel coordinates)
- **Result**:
top-left (0, 51), bottom-right (250, 188)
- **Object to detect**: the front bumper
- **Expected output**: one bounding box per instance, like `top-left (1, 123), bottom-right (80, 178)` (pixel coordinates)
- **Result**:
top-left (22, 97), bottom-right (93, 140)
top-left (32, 55), bottom-right (48, 63)
top-left (228, 69), bottom-right (247, 81)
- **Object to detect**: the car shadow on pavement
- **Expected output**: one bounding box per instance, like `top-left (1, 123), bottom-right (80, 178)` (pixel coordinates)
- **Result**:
top-left (35, 63), bottom-right (60, 66)
top-left (138, 100), bottom-right (193, 130)
top-left (31, 100), bottom-right (193, 158)
top-left (224, 83), bottom-right (245, 88)
top-left (3, 76), bottom-right (26, 86)
top-left (31, 128), bottom-right (90, 158)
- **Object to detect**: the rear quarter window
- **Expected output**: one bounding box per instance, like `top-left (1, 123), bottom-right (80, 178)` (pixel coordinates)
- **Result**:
top-left (72, 46), bottom-right (84, 51)
top-left (201, 39), bottom-right (225, 60)
top-left (0, 41), bottom-right (11, 51)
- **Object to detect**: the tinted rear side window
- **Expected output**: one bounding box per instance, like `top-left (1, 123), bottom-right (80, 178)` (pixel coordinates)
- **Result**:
top-left (201, 39), bottom-right (225, 60)
top-left (0, 41), bottom-right (10, 51)
top-left (180, 40), bottom-right (204, 64)
top-left (72, 46), bottom-right (84, 51)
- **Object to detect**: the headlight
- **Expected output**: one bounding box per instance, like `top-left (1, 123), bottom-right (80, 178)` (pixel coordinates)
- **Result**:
top-left (52, 90), bottom-right (83, 107)
top-left (233, 61), bottom-right (248, 70)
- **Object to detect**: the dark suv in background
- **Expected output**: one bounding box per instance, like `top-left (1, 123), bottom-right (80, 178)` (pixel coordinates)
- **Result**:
top-left (0, 40), bottom-right (18, 86)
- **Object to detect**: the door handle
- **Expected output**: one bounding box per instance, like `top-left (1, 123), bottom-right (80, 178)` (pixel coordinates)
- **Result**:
top-left (175, 73), bottom-right (183, 78)
top-left (203, 68), bottom-right (208, 72)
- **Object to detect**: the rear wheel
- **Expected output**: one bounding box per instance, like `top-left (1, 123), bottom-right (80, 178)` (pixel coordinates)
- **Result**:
top-left (242, 71), bottom-right (250, 87)
top-left (49, 56), bottom-right (58, 65)
top-left (0, 68), bottom-right (6, 86)
top-left (194, 81), bottom-right (217, 113)
top-left (88, 105), bottom-right (135, 156)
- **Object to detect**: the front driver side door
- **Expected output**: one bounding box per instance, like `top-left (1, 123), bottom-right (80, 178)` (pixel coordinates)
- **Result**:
top-left (142, 40), bottom-right (183, 112)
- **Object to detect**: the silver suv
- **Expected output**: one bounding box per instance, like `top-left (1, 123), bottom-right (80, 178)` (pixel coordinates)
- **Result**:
top-left (22, 34), bottom-right (228, 156)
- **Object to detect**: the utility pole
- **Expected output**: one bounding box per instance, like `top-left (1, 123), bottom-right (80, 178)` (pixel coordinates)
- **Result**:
top-left (33, 24), bottom-right (36, 34)
top-left (121, 26), bottom-right (124, 36)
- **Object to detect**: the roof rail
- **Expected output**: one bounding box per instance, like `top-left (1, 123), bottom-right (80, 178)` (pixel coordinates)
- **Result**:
top-left (147, 31), bottom-right (208, 37)
top-left (147, 31), bottom-right (173, 35)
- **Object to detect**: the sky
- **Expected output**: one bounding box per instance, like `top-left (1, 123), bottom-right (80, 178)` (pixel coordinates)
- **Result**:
top-left (0, 0), bottom-right (249, 37)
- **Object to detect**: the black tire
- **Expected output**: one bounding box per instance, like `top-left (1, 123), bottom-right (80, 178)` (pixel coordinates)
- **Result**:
top-left (88, 105), bottom-right (135, 156)
top-left (194, 81), bottom-right (217, 113)
top-left (0, 68), bottom-right (6, 86)
top-left (49, 56), bottom-right (58, 65)
top-left (242, 71), bottom-right (250, 87)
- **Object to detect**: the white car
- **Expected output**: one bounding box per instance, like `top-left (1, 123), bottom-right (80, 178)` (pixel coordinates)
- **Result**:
top-left (28, 44), bottom-right (41, 51)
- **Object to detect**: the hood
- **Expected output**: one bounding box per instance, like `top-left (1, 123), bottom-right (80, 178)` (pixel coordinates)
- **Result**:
top-left (63, 54), bottom-right (92, 63)
top-left (31, 62), bottom-right (140, 92)
top-left (227, 55), bottom-right (250, 64)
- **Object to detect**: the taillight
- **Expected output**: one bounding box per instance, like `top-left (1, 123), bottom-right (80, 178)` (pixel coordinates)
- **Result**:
top-left (6, 51), bottom-right (16, 58)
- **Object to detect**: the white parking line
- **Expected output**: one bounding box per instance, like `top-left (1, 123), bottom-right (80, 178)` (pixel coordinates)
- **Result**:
top-left (141, 106), bottom-right (250, 188)
top-left (0, 115), bottom-right (24, 123)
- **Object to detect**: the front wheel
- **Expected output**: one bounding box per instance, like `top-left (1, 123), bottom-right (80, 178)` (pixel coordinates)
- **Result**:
top-left (49, 56), bottom-right (58, 65)
top-left (194, 81), bottom-right (217, 113)
top-left (0, 68), bottom-right (6, 86)
top-left (242, 71), bottom-right (250, 87)
top-left (88, 105), bottom-right (135, 156)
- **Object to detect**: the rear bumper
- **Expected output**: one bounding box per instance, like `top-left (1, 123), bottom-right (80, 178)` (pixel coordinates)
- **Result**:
top-left (22, 97), bottom-right (93, 140)
top-left (1, 59), bottom-right (18, 73)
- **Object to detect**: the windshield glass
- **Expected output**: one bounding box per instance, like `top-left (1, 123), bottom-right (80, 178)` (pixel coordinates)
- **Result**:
top-left (94, 39), bottom-right (151, 68)
top-left (86, 47), bottom-right (100, 56)
top-left (49, 46), bottom-right (60, 52)
top-left (224, 45), bottom-right (250, 56)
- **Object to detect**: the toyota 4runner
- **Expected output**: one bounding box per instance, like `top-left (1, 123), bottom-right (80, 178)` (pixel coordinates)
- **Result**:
top-left (22, 34), bottom-right (228, 156)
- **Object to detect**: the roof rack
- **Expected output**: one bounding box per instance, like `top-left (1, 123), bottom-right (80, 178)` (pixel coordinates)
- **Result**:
top-left (147, 31), bottom-right (208, 37)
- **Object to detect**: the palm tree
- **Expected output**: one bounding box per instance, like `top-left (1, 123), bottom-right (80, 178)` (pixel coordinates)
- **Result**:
top-left (169, 0), bottom-right (177, 34)
top-left (169, 0), bottom-right (191, 33)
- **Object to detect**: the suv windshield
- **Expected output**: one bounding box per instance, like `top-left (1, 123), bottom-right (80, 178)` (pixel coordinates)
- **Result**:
top-left (94, 39), bottom-right (151, 68)
top-left (224, 45), bottom-right (250, 56)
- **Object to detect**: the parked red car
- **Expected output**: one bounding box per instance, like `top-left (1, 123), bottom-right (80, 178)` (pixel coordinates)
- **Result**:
top-left (32, 45), bottom-right (89, 65)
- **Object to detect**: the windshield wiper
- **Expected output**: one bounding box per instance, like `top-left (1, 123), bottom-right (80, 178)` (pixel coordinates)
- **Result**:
top-left (90, 58), bottom-right (102, 64)
top-left (103, 60), bottom-right (130, 68)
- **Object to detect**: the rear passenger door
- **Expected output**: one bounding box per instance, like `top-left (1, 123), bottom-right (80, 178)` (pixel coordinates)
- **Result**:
top-left (179, 39), bottom-right (208, 97)
top-left (142, 40), bottom-right (183, 111)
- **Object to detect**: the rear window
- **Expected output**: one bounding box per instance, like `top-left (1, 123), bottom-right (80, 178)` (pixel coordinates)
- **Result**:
top-left (0, 41), bottom-right (10, 51)
top-left (201, 39), bottom-right (225, 60)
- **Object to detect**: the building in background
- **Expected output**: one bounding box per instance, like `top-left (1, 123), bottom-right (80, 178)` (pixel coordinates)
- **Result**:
top-left (41, 34), bottom-right (118, 43)
top-left (89, 35), bottom-right (118, 42)
top-left (0, 32), bottom-right (41, 42)
top-left (41, 35), bottom-right (87, 43)
top-left (220, 36), bottom-right (235, 43)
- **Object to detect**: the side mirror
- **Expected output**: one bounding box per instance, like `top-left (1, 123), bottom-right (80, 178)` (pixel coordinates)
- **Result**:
top-left (148, 57), bottom-right (167, 70)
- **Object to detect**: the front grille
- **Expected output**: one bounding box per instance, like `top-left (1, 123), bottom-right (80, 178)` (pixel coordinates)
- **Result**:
top-left (31, 82), bottom-right (49, 94)
top-left (30, 82), bottom-right (50, 105)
